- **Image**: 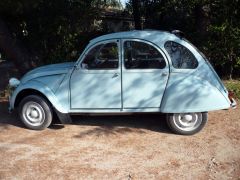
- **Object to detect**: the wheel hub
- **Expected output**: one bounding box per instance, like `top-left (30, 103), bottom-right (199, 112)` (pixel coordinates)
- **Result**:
top-left (30, 108), bottom-right (39, 118)
top-left (173, 113), bottom-right (202, 131)
top-left (183, 114), bottom-right (193, 121)
top-left (22, 101), bottom-right (45, 126)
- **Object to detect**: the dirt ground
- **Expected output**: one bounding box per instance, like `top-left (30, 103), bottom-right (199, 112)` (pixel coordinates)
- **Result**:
top-left (0, 98), bottom-right (239, 180)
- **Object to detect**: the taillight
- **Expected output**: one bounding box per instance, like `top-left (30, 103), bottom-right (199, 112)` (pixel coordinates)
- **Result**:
top-left (228, 90), bottom-right (235, 103)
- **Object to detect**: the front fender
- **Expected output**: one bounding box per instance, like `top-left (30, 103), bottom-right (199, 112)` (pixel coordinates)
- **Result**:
top-left (10, 80), bottom-right (68, 113)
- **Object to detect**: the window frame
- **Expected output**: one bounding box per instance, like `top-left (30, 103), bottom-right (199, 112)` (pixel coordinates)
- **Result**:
top-left (78, 39), bottom-right (121, 73)
top-left (121, 39), bottom-right (169, 72)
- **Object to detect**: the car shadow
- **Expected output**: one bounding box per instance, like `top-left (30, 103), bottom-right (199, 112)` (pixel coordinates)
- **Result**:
top-left (70, 113), bottom-right (172, 138)
top-left (0, 99), bottom-right (25, 129)
top-left (0, 100), bottom-right (171, 134)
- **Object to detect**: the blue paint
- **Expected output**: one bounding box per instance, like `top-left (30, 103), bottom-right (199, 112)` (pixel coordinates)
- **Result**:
top-left (9, 30), bottom-right (235, 114)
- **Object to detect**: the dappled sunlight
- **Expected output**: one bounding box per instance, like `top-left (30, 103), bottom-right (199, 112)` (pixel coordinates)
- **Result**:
top-left (73, 126), bottom-right (145, 138)
top-left (122, 70), bottom-right (168, 108)
top-left (161, 66), bottom-right (229, 112)
top-left (70, 71), bottom-right (121, 109)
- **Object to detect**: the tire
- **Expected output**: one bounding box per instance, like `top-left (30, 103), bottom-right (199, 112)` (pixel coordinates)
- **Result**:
top-left (18, 95), bottom-right (53, 130)
top-left (167, 112), bottom-right (208, 135)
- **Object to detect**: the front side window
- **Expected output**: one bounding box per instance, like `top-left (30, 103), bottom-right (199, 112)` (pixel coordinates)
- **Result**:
top-left (82, 42), bottom-right (118, 69)
top-left (164, 41), bottom-right (198, 69)
top-left (124, 41), bottom-right (166, 69)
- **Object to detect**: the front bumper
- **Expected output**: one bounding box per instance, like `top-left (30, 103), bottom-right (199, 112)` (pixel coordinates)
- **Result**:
top-left (8, 86), bottom-right (15, 113)
top-left (8, 94), bottom-right (13, 113)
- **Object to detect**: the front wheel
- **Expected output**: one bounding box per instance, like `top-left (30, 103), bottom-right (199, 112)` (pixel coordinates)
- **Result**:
top-left (19, 95), bottom-right (53, 130)
top-left (167, 112), bottom-right (208, 135)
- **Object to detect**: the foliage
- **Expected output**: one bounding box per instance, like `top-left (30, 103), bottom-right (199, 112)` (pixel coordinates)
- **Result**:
top-left (0, 0), bottom-right (121, 65)
top-left (0, 85), bottom-right (12, 98)
top-left (224, 80), bottom-right (240, 99)
top-left (0, 0), bottom-right (239, 79)
top-left (127, 0), bottom-right (240, 79)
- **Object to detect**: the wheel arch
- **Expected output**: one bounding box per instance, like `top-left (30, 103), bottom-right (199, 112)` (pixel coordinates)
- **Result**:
top-left (11, 80), bottom-right (68, 113)
top-left (14, 87), bottom-right (71, 124)
top-left (15, 89), bottom-right (50, 108)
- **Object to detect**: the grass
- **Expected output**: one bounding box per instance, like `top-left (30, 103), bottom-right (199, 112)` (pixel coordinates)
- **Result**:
top-left (224, 80), bottom-right (240, 99)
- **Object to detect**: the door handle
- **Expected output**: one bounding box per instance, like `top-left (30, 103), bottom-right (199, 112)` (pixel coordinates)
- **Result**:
top-left (162, 72), bottom-right (168, 76)
top-left (112, 73), bottom-right (119, 78)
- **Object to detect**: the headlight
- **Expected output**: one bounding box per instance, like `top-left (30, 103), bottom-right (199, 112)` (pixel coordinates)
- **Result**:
top-left (9, 78), bottom-right (20, 88)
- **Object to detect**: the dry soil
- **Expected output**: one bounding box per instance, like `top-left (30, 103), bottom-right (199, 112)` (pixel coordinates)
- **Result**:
top-left (0, 99), bottom-right (240, 180)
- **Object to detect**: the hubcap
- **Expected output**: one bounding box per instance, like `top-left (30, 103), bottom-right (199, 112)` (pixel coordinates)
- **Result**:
top-left (22, 101), bottom-right (45, 126)
top-left (172, 113), bottom-right (202, 131)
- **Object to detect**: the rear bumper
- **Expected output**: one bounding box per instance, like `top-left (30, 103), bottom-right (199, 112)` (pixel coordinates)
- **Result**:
top-left (230, 98), bottom-right (237, 109)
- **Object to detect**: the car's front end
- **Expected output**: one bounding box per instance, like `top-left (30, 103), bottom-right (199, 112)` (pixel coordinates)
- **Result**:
top-left (8, 62), bottom-right (75, 113)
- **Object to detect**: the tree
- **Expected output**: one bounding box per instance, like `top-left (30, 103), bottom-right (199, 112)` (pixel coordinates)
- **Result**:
top-left (0, 18), bottom-right (34, 74)
top-left (206, 0), bottom-right (240, 79)
top-left (132, 0), bottom-right (142, 30)
top-left (0, 0), bottom-right (121, 74)
top-left (127, 0), bottom-right (240, 78)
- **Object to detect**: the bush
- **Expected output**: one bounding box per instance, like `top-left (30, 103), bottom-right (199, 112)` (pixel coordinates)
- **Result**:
top-left (224, 80), bottom-right (240, 99)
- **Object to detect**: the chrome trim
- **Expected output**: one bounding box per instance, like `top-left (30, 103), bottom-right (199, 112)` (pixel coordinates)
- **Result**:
top-left (230, 98), bottom-right (237, 109)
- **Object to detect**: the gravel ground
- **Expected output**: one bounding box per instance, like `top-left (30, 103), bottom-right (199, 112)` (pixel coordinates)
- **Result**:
top-left (0, 99), bottom-right (239, 179)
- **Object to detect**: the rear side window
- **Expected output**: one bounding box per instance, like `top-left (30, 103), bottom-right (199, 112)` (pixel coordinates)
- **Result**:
top-left (164, 41), bottom-right (198, 69)
top-left (124, 41), bottom-right (166, 69)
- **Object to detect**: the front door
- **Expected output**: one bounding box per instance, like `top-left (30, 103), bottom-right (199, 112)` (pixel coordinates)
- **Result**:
top-left (70, 40), bottom-right (121, 109)
top-left (122, 40), bottom-right (169, 108)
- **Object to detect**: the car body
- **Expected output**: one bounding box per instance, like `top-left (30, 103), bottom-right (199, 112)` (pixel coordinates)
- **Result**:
top-left (8, 30), bottom-right (236, 135)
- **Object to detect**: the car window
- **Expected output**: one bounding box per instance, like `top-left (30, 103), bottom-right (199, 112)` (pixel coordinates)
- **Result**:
top-left (164, 41), bottom-right (198, 69)
top-left (124, 41), bottom-right (166, 69)
top-left (81, 42), bottom-right (118, 69)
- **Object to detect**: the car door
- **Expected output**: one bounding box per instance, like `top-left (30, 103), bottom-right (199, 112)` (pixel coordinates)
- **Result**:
top-left (70, 39), bottom-right (121, 109)
top-left (122, 39), bottom-right (169, 108)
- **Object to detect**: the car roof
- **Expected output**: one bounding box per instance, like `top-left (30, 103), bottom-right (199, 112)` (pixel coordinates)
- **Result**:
top-left (90, 30), bottom-right (180, 46)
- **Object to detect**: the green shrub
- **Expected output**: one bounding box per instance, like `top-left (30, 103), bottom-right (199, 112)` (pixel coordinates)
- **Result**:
top-left (224, 80), bottom-right (240, 99)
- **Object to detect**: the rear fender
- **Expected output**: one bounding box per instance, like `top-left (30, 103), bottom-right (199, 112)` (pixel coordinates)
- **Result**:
top-left (160, 74), bottom-right (231, 113)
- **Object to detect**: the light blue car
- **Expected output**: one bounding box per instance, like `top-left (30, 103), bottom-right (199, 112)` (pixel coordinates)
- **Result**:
top-left (8, 30), bottom-right (236, 135)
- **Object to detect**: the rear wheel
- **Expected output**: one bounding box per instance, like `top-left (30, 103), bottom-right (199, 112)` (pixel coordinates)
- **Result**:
top-left (167, 112), bottom-right (208, 135)
top-left (19, 95), bottom-right (53, 130)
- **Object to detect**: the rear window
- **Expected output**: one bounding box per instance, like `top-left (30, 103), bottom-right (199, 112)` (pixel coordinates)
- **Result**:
top-left (164, 41), bottom-right (198, 69)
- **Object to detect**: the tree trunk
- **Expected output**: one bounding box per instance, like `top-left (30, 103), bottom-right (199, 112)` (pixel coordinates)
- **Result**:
top-left (229, 53), bottom-right (233, 80)
top-left (194, 3), bottom-right (210, 38)
top-left (132, 0), bottom-right (142, 30)
top-left (0, 18), bottom-right (36, 75)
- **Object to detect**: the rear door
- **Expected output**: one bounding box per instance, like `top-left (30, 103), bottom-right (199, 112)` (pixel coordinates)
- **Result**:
top-left (122, 39), bottom-right (169, 108)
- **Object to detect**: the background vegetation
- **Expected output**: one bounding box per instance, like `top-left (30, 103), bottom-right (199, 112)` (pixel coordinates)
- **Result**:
top-left (0, 0), bottom-right (239, 79)
top-left (224, 80), bottom-right (240, 99)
